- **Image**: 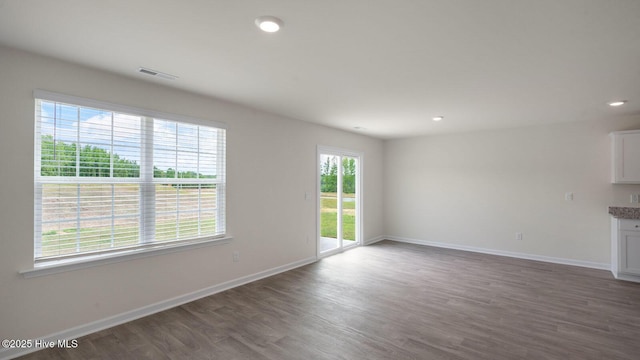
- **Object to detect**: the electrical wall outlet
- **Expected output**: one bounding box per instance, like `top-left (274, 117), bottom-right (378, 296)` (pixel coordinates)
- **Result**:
top-left (565, 192), bottom-right (573, 201)
top-left (631, 194), bottom-right (640, 203)
top-left (232, 251), bottom-right (240, 262)
top-left (515, 232), bottom-right (523, 241)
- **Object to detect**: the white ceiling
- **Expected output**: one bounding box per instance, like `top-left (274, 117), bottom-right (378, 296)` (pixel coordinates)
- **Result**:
top-left (1, 0), bottom-right (639, 139)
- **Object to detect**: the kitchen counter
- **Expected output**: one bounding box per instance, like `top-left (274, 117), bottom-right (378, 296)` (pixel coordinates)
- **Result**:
top-left (609, 206), bottom-right (640, 220)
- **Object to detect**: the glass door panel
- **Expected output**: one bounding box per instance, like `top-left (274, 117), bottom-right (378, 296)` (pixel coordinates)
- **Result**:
top-left (320, 154), bottom-right (339, 253)
top-left (342, 156), bottom-right (357, 248)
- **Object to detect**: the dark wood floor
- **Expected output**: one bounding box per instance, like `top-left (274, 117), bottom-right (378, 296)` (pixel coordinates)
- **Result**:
top-left (18, 241), bottom-right (640, 360)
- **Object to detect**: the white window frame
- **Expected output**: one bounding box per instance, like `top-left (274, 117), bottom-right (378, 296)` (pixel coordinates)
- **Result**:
top-left (25, 90), bottom-right (230, 277)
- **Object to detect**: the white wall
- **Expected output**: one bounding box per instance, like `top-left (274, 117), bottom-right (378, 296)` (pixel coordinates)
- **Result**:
top-left (0, 46), bottom-right (384, 341)
top-left (385, 117), bottom-right (640, 266)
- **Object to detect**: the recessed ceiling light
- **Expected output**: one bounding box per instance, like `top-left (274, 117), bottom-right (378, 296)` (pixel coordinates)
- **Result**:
top-left (608, 100), bottom-right (627, 107)
top-left (255, 16), bottom-right (283, 33)
top-left (432, 116), bottom-right (444, 121)
top-left (354, 126), bottom-right (366, 130)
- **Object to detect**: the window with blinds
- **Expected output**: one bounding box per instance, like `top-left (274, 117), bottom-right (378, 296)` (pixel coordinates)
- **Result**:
top-left (34, 90), bottom-right (226, 262)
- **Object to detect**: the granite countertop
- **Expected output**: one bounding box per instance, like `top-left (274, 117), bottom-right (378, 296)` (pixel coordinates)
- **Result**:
top-left (609, 206), bottom-right (640, 220)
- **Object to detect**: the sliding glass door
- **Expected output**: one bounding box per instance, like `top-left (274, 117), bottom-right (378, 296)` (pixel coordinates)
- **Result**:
top-left (318, 148), bottom-right (361, 257)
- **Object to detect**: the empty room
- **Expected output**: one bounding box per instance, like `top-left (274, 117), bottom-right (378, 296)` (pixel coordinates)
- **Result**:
top-left (1, 1), bottom-right (640, 359)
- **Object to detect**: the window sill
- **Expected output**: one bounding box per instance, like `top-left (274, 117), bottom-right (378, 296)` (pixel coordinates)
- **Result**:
top-left (20, 236), bottom-right (233, 278)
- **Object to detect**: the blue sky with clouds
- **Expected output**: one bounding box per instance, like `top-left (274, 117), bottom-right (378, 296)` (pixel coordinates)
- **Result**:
top-left (39, 101), bottom-right (220, 177)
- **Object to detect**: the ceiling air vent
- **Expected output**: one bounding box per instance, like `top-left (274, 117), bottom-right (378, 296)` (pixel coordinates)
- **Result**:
top-left (138, 67), bottom-right (178, 81)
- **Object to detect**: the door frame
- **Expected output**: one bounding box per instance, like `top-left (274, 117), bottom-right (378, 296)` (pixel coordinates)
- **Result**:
top-left (317, 145), bottom-right (363, 259)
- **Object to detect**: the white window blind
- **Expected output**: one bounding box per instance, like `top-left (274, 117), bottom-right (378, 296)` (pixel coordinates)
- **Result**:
top-left (34, 90), bottom-right (226, 262)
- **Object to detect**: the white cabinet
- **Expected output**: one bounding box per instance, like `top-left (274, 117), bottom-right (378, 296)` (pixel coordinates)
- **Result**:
top-left (611, 130), bottom-right (640, 184)
top-left (611, 218), bottom-right (640, 282)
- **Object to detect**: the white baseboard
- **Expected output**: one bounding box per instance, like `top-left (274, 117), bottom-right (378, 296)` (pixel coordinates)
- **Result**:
top-left (612, 272), bottom-right (640, 283)
top-left (0, 257), bottom-right (317, 360)
top-left (364, 235), bottom-right (385, 245)
top-left (385, 235), bottom-right (610, 271)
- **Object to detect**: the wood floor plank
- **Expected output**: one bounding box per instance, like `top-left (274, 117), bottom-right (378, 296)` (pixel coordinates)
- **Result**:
top-left (16, 240), bottom-right (640, 359)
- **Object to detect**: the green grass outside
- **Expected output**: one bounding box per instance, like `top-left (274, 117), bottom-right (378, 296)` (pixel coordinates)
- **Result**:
top-left (41, 225), bottom-right (139, 255)
top-left (320, 192), bottom-right (356, 241)
top-left (320, 212), bottom-right (355, 240)
top-left (41, 218), bottom-right (216, 257)
top-left (320, 197), bottom-right (355, 210)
